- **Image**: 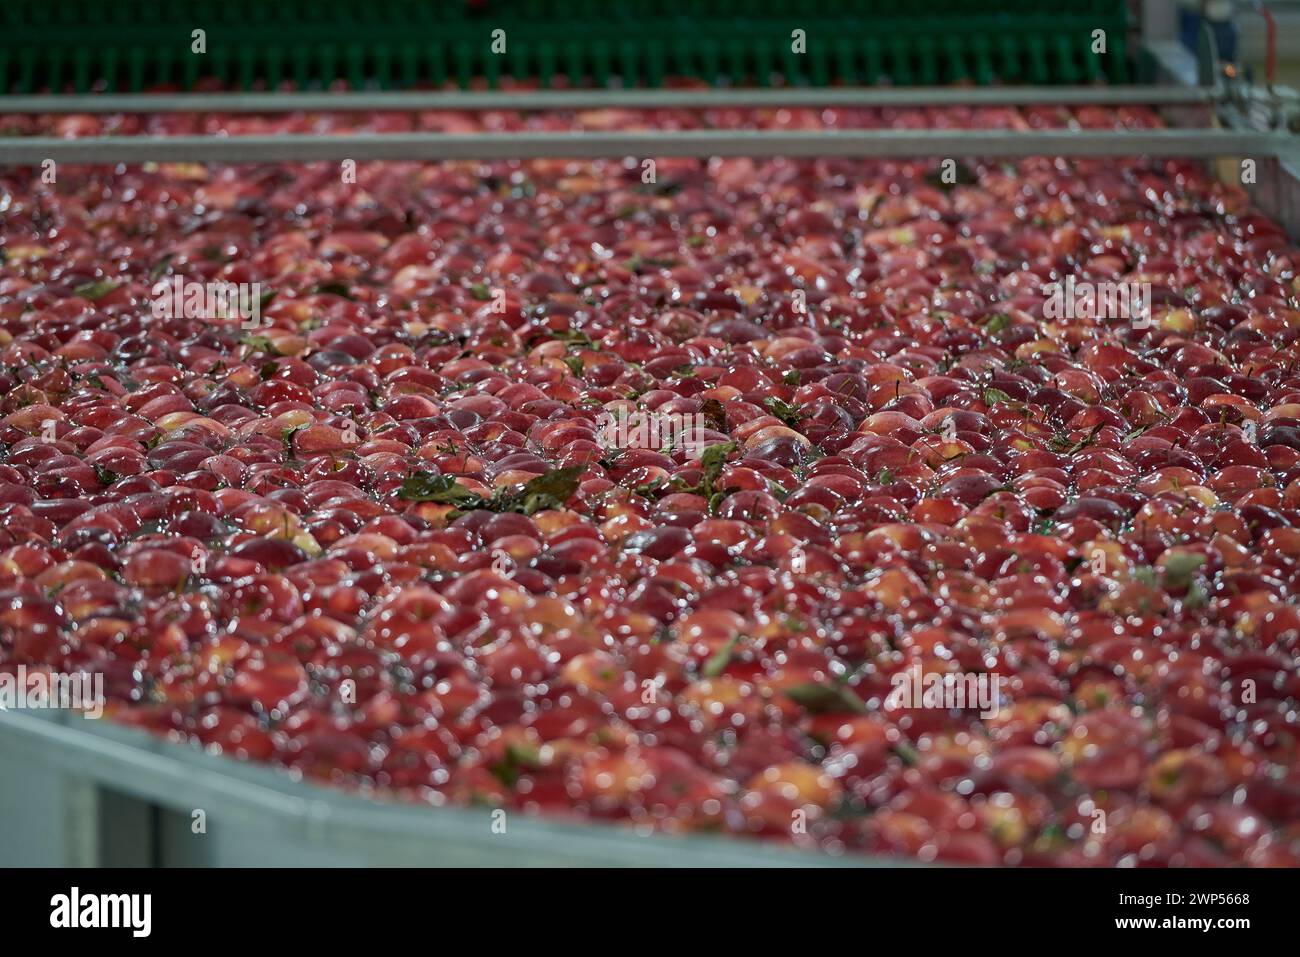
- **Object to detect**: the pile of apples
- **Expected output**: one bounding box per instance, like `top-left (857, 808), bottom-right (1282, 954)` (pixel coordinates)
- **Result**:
top-left (1, 101), bottom-right (1298, 866)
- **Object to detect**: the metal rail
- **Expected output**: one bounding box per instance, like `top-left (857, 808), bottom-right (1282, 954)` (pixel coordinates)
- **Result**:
top-left (0, 85), bottom-right (1218, 115)
top-left (0, 128), bottom-right (1288, 165)
top-left (0, 709), bottom-right (883, 868)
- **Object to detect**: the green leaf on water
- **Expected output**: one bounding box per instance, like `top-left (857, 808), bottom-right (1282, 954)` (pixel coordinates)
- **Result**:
top-left (1182, 580), bottom-right (1211, 610)
top-left (397, 471), bottom-right (481, 505)
top-left (1163, 552), bottom-right (1206, 591)
top-left (983, 313), bottom-right (1013, 334)
top-left (550, 328), bottom-right (595, 350)
top-left (312, 281), bottom-right (353, 300)
top-left (893, 741), bottom-right (921, 766)
top-left (784, 681), bottom-right (867, 715)
top-left (281, 423), bottom-right (308, 457)
top-left (73, 279), bottom-right (120, 301)
top-left (489, 742), bottom-right (543, 788)
top-left (506, 466), bottom-right (584, 516)
top-left (696, 442), bottom-right (736, 500)
top-left (764, 397), bottom-right (803, 428)
top-left (632, 477), bottom-right (665, 499)
top-left (702, 636), bottom-right (742, 679)
top-left (1133, 566), bottom-right (1160, 588)
top-left (239, 334), bottom-right (281, 355)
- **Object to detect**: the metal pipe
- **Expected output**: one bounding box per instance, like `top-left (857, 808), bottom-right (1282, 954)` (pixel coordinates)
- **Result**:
top-left (0, 85), bottom-right (1218, 115)
top-left (1251, 2), bottom-right (1279, 88)
top-left (0, 129), bottom-right (1286, 166)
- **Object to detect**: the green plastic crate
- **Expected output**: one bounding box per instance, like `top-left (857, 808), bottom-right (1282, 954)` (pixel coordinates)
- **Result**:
top-left (0, 1), bottom-right (1130, 93)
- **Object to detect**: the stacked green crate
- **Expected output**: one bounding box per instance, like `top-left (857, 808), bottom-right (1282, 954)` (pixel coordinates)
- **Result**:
top-left (0, 1), bottom-right (1130, 93)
